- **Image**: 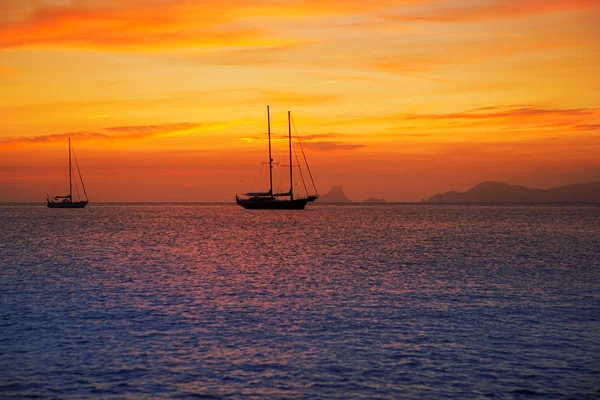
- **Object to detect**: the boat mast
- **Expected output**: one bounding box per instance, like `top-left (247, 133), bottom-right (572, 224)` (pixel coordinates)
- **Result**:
top-left (288, 111), bottom-right (293, 200)
top-left (267, 105), bottom-right (273, 197)
top-left (69, 137), bottom-right (72, 200)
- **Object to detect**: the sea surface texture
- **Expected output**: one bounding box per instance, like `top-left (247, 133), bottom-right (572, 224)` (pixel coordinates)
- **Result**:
top-left (1, 204), bottom-right (599, 399)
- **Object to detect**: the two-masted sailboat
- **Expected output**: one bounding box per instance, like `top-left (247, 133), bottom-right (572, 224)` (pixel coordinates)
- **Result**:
top-left (47, 138), bottom-right (89, 208)
top-left (236, 106), bottom-right (318, 210)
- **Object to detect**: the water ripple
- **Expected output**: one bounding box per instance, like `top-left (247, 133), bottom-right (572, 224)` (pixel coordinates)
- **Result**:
top-left (0, 204), bottom-right (599, 399)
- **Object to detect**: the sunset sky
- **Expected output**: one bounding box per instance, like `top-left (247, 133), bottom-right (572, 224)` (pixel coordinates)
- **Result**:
top-left (1, 0), bottom-right (599, 202)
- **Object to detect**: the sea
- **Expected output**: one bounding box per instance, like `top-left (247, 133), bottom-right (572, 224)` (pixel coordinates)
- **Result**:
top-left (0, 204), bottom-right (598, 399)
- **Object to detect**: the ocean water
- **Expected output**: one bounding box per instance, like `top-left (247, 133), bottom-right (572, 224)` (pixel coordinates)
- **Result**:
top-left (0, 204), bottom-right (599, 399)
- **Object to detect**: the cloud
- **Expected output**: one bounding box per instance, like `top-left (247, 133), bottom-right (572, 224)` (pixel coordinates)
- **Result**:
top-left (2, 131), bottom-right (109, 145)
top-left (368, 57), bottom-right (457, 81)
top-left (318, 75), bottom-right (383, 84)
top-left (384, 0), bottom-right (598, 23)
top-left (238, 132), bottom-right (341, 143)
top-left (259, 90), bottom-right (339, 105)
top-left (0, 0), bottom-right (400, 51)
top-left (368, 36), bottom-right (578, 78)
top-left (573, 124), bottom-right (600, 131)
top-left (331, 105), bottom-right (600, 127)
top-left (300, 141), bottom-right (365, 151)
top-left (236, 132), bottom-right (365, 151)
top-left (104, 122), bottom-right (201, 137)
top-left (178, 42), bottom-right (318, 67)
top-left (0, 1), bottom-right (283, 50)
top-left (0, 91), bottom-right (246, 115)
top-left (322, 105), bottom-right (600, 144)
top-left (302, 133), bottom-right (342, 140)
top-left (0, 122), bottom-right (205, 149)
top-left (400, 106), bottom-right (597, 121)
top-left (0, 66), bottom-right (16, 74)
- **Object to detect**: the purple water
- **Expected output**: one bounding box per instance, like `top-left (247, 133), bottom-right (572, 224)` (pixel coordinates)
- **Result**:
top-left (1, 204), bottom-right (599, 399)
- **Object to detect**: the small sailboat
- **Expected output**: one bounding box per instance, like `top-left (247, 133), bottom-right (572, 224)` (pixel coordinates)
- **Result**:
top-left (47, 138), bottom-right (89, 208)
top-left (236, 106), bottom-right (318, 210)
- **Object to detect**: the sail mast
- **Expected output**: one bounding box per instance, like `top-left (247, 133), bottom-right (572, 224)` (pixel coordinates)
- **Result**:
top-left (267, 105), bottom-right (273, 197)
top-left (69, 137), bottom-right (72, 200)
top-left (288, 111), bottom-right (293, 200)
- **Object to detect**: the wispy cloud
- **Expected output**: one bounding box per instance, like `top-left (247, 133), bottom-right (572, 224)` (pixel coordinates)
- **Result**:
top-left (237, 131), bottom-right (364, 151)
top-left (0, 122), bottom-right (207, 149)
top-left (0, 0), bottom-right (399, 51)
top-left (104, 122), bottom-right (201, 137)
top-left (309, 80), bottom-right (340, 87)
top-left (238, 132), bottom-right (342, 143)
top-left (318, 75), bottom-right (383, 84)
top-left (0, 66), bottom-right (16, 74)
top-left (178, 42), bottom-right (318, 67)
top-left (302, 133), bottom-right (342, 140)
top-left (331, 105), bottom-right (599, 126)
top-left (400, 106), bottom-right (598, 121)
top-left (3, 131), bottom-right (109, 145)
top-left (384, 0), bottom-right (598, 23)
top-left (368, 57), bottom-right (457, 81)
top-left (368, 36), bottom-right (578, 78)
top-left (573, 124), bottom-right (600, 131)
top-left (0, 1), bottom-right (281, 50)
top-left (301, 142), bottom-right (365, 151)
top-left (324, 105), bottom-right (600, 143)
top-left (259, 90), bottom-right (339, 105)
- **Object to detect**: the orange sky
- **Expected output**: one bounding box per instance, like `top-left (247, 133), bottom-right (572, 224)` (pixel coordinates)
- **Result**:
top-left (1, 0), bottom-right (599, 202)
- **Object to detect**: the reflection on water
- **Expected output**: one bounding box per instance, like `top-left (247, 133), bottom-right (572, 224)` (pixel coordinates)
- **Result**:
top-left (1, 204), bottom-right (599, 398)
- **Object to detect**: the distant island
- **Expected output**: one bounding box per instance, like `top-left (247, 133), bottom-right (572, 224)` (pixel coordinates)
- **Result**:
top-left (363, 197), bottom-right (387, 203)
top-left (317, 186), bottom-right (352, 203)
top-left (427, 181), bottom-right (600, 203)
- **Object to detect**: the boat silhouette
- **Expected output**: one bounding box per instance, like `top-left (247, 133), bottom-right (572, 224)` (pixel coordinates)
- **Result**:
top-left (47, 138), bottom-right (88, 208)
top-left (236, 106), bottom-right (318, 210)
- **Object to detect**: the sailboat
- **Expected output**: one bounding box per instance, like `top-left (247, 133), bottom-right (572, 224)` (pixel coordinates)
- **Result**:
top-left (236, 106), bottom-right (318, 210)
top-left (47, 138), bottom-right (89, 208)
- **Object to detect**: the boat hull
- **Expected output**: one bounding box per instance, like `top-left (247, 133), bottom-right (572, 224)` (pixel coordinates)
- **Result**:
top-left (47, 201), bottom-right (88, 208)
top-left (236, 197), bottom-right (310, 210)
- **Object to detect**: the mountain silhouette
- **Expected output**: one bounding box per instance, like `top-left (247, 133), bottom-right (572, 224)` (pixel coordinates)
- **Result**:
top-left (427, 181), bottom-right (600, 203)
top-left (317, 186), bottom-right (352, 203)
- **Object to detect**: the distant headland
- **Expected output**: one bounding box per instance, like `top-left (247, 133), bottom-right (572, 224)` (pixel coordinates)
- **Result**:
top-left (427, 181), bottom-right (600, 203)
top-left (316, 186), bottom-right (352, 203)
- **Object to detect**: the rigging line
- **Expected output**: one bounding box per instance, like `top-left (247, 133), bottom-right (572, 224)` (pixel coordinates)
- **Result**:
top-left (72, 158), bottom-right (81, 200)
top-left (73, 172), bottom-right (81, 200)
top-left (291, 116), bottom-right (318, 196)
top-left (293, 141), bottom-right (309, 196)
top-left (249, 162), bottom-right (268, 194)
top-left (72, 146), bottom-right (88, 201)
top-left (290, 122), bottom-right (307, 194)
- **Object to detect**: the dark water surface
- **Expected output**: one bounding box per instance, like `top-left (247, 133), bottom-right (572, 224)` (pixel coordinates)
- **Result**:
top-left (1, 204), bottom-right (599, 399)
